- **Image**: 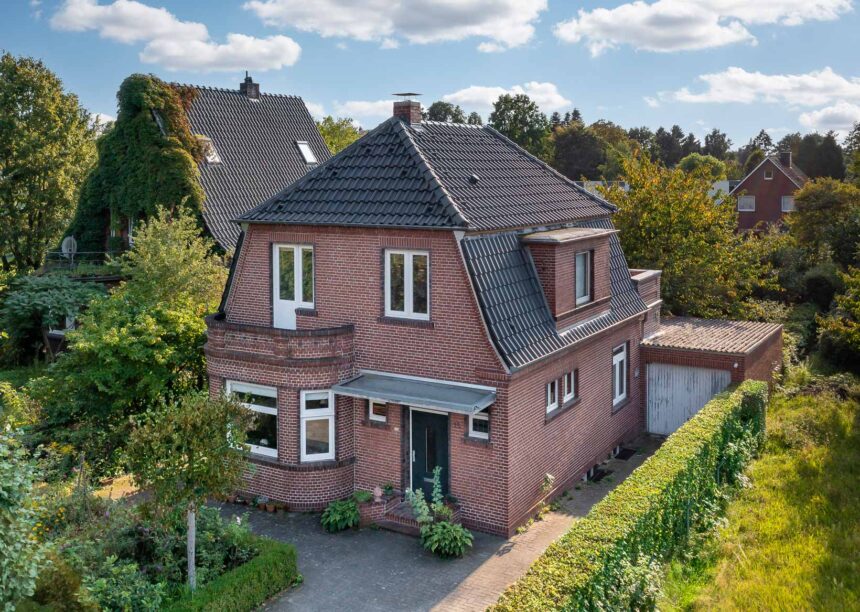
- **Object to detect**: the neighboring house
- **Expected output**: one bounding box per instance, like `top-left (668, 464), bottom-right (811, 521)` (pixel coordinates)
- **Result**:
top-left (731, 151), bottom-right (808, 231)
top-left (205, 101), bottom-right (782, 536)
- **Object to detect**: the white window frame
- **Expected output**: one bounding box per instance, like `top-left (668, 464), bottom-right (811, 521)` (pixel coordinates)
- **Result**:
top-left (546, 380), bottom-right (559, 414)
top-left (764, 169), bottom-right (774, 180)
top-left (226, 380), bottom-right (278, 458)
top-left (575, 251), bottom-right (591, 306)
top-left (384, 250), bottom-right (430, 321)
top-left (737, 195), bottom-right (756, 212)
top-left (781, 195), bottom-right (796, 212)
top-left (563, 370), bottom-right (576, 404)
top-left (296, 140), bottom-right (318, 164)
top-left (368, 400), bottom-right (387, 423)
top-left (468, 409), bottom-right (489, 440)
top-left (612, 344), bottom-right (628, 407)
top-left (300, 390), bottom-right (335, 462)
top-left (273, 244), bottom-right (314, 329)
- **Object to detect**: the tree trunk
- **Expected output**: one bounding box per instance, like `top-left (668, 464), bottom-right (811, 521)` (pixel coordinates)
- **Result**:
top-left (187, 505), bottom-right (197, 591)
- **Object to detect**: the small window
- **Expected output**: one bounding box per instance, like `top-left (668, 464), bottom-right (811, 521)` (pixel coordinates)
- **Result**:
top-left (469, 409), bottom-right (489, 440)
top-left (273, 244), bottom-right (314, 328)
top-left (197, 136), bottom-right (221, 164)
top-left (368, 400), bottom-right (387, 423)
top-left (296, 140), bottom-right (317, 164)
top-left (764, 169), bottom-right (773, 180)
top-left (612, 344), bottom-right (628, 407)
top-left (563, 370), bottom-right (578, 404)
top-left (546, 380), bottom-right (559, 413)
top-left (226, 381), bottom-right (278, 458)
top-left (781, 195), bottom-right (796, 212)
top-left (737, 195), bottom-right (756, 212)
top-left (575, 251), bottom-right (592, 306)
top-left (300, 390), bottom-right (335, 462)
top-left (385, 250), bottom-right (429, 320)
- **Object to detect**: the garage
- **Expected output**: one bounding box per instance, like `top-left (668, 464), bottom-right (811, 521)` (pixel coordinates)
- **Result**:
top-left (641, 317), bottom-right (783, 436)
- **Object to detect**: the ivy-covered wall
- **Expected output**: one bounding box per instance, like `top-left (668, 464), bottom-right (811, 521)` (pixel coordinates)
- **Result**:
top-left (66, 74), bottom-right (204, 252)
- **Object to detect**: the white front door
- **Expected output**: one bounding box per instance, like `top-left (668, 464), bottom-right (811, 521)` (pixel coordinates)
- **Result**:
top-left (647, 363), bottom-right (731, 435)
top-left (273, 244), bottom-right (314, 330)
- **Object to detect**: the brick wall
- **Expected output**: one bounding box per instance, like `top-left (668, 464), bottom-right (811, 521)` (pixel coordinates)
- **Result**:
top-left (735, 159), bottom-right (799, 230)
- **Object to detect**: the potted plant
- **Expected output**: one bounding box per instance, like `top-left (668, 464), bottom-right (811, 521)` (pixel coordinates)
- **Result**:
top-left (256, 495), bottom-right (269, 510)
top-left (266, 499), bottom-right (277, 512)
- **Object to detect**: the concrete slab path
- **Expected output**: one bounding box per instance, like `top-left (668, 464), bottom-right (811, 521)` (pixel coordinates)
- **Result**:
top-left (220, 436), bottom-right (659, 612)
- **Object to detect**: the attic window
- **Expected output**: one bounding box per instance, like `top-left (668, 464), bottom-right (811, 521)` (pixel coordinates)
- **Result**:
top-left (296, 141), bottom-right (317, 165)
top-left (197, 136), bottom-right (221, 164)
top-left (150, 110), bottom-right (167, 135)
top-left (764, 169), bottom-right (774, 180)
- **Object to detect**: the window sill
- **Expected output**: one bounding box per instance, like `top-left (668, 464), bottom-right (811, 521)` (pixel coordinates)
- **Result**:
top-left (377, 316), bottom-right (434, 329)
top-left (545, 397), bottom-right (581, 424)
top-left (612, 396), bottom-right (632, 414)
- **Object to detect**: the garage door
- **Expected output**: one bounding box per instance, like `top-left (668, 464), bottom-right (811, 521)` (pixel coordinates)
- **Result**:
top-left (647, 363), bottom-right (731, 435)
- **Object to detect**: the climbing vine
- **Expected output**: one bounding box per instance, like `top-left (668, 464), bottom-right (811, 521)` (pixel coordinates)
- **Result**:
top-left (66, 74), bottom-right (204, 252)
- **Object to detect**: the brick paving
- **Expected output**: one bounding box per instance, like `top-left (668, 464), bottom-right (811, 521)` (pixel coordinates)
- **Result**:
top-left (219, 435), bottom-right (658, 612)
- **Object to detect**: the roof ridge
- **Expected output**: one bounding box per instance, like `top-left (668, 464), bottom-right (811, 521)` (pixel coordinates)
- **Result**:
top-left (419, 120), bottom-right (484, 129)
top-left (395, 121), bottom-right (470, 228)
top-left (480, 125), bottom-right (617, 213)
top-left (170, 81), bottom-right (302, 99)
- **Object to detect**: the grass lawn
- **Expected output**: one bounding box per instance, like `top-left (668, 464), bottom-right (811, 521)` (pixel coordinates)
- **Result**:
top-left (661, 388), bottom-right (860, 610)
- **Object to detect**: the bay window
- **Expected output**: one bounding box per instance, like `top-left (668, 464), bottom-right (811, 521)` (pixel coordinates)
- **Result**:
top-left (300, 390), bottom-right (335, 462)
top-left (385, 250), bottom-right (429, 320)
top-left (226, 381), bottom-right (278, 458)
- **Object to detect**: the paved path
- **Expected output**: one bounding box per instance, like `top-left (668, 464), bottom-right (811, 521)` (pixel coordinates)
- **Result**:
top-left (221, 436), bottom-right (658, 612)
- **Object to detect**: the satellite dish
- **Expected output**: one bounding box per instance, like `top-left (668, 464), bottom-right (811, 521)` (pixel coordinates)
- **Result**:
top-left (61, 236), bottom-right (77, 259)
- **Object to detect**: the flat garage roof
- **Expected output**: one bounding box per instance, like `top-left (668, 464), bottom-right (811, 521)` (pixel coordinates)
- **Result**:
top-left (332, 372), bottom-right (496, 415)
top-left (643, 317), bottom-right (782, 355)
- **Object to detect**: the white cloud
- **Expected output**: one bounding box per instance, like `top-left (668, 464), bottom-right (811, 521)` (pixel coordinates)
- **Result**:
top-left (643, 96), bottom-right (660, 108)
top-left (554, 0), bottom-right (851, 55)
top-left (443, 81), bottom-right (571, 112)
top-left (666, 67), bottom-right (860, 107)
top-left (799, 101), bottom-right (860, 136)
top-left (304, 101), bottom-right (326, 120)
top-left (51, 0), bottom-right (301, 72)
top-left (243, 0), bottom-right (546, 52)
top-left (333, 99), bottom-right (395, 126)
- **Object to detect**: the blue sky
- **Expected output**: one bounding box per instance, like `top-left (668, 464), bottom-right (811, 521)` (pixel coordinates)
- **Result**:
top-left (6, 0), bottom-right (860, 145)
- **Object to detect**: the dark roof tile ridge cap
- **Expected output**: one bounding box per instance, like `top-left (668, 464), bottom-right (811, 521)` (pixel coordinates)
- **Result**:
top-left (169, 82), bottom-right (302, 99)
top-left (480, 124), bottom-right (618, 213)
top-left (394, 120), bottom-right (470, 228)
top-left (420, 120), bottom-right (484, 129)
top-left (234, 117), bottom-right (400, 223)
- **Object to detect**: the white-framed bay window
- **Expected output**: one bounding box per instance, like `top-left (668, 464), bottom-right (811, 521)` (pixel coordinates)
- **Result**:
top-left (575, 251), bottom-right (592, 306)
top-left (300, 390), bottom-right (335, 462)
top-left (546, 379), bottom-right (559, 414)
top-left (273, 244), bottom-right (314, 330)
top-left (468, 408), bottom-right (489, 440)
top-left (384, 250), bottom-right (429, 320)
top-left (226, 380), bottom-right (278, 458)
top-left (612, 343), bottom-right (628, 407)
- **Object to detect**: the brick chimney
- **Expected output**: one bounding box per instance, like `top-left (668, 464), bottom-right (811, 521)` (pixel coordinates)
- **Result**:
top-left (393, 100), bottom-right (422, 124)
top-left (239, 72), bottom-right (260, 99)
top-left (779, 149), bottom-right (792, 168)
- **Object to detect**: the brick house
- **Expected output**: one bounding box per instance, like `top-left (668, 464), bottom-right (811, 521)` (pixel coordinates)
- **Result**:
top-left (731, 151), bottom-right (808, 231)
top-left (205, 101), bottom-right (782, 536)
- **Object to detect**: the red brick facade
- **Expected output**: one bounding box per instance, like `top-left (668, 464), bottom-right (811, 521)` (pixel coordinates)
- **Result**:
top-left (734, 158), bottom-right (801, 231)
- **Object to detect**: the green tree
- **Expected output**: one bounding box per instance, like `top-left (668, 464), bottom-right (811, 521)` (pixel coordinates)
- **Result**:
top-left (818, 267), bottom-right (860, 371)
top-left (788, 178), bottom-right (860, 265)
top-left (606, 154), bottom-right (768, 317)
top-left (466, 111), bottom-right (482, 126)
top-left (776, 132), bottom-right (802, 157)
top-left (678, 153), bottom-right (727, 181)
top-left (628, 126), bottom-right (656, 158)
top-left (316, 116), bottom-right (362, 155)
top-left (680, 132), bottom-right (701, 157)
top-left (488, 94), bottom-right (550, 158)
top-left (743, 148), bottom-right (766, 175)
top-left (31, 209), bottom-right (226, 476)
top-left (653, 125), bottom-right (685, 167)
top-left (845, 122), bottom-right (860, 184)
top-left (128, 392), bottom-right (253, 591)
top-left (0, 430), bottom-right (45, 608)
top-left (550, 123), bottom-right (606, 180)
top-left (703, 128), bottom-right (732, 160)
top-left (66, 74), bottom-right (204, 252)
top-left (750, 129), bottom-right (775, 154)
top-left (0, 53), bottom-right (96, 272)
top-left (796, 132), bottom-right (846, 179)
top-left (424, 101), bottom-right (466, 123)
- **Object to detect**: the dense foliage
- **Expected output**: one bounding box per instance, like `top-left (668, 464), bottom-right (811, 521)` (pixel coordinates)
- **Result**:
top-left (818, 267), bottom-right (860, 371)
top-left (493, 381), bottom-right (768, 611)
top-left (488, 94), bottom-right (550, 158)
top-left (605, 154), bottom-right (770, 317)
top-left (316, 116), bottom-right (362, 155)
top-left (30, 210), bottom-right (226, 476)
top-left (0, 53), bottom-right (96, 272)
top-left (789, 178), bottom-right (860, 267)
top-left (0, 274), bottom-right (103, 363)
top-left (66, 74), bottom-right (204, 252)
top-left (420, 521), bottom-right (474, 559)
top-left (320, 499), bottom-right (360, 532)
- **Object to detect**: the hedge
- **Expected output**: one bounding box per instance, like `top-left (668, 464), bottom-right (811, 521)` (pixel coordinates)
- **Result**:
top-left (166, 536), bottom-right (298, 612)
top-left (493, 380), bottom-right (769, 611)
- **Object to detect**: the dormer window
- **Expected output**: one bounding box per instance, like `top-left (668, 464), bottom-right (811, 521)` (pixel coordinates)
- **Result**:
top-left (575, 251), bottom-right (592, 306)
top-left (197, 136), bottom-right (221, 164)
top-left (296, 140), bottom-right (317, 165)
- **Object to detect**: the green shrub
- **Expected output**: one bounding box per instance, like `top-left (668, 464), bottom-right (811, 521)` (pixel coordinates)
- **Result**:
top-left (82, 555), bottom-right (167, 612)
top-left (802, 262), bottom-right (843, 310)
top-left (22, 552), bottom-right (98, 611)
top-left (818, 267), bottom-right (860, 371)
top-left (352, 490), bottom-right (373, 504)
top-left (493, 381), bottom-right (768, 611)
top-left (420, 521), bottom-right (474, 558)
top-left (320, 499), bottom-right (360, 532)
top-left (165, 537), bottom-right (298, 612)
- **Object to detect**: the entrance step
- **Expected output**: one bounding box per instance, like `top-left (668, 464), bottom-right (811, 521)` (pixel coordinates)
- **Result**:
top-left (376, 519), bottom-right (421, 537)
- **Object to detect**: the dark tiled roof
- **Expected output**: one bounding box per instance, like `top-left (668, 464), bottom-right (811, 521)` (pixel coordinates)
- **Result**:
top-left (774, 157), bottom-right (809, 186)
top-left (184, 86), bottom-right (330, 249)
top-left (461, 217), bottom-right (648, 370)
top-left (643, 317), bottom-right (782, 355)
top-left (240, 118), bottom-right (613, 231)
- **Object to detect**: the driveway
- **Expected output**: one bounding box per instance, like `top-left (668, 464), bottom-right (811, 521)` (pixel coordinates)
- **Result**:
top-left (219, 435), bottom-right (659, 612)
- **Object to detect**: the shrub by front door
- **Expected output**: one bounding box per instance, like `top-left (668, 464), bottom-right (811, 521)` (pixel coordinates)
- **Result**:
top-left (410, 409), bottom-right (449, 499)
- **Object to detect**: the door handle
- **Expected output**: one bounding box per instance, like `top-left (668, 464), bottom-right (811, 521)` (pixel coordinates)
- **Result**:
top-left (412, 450), bottom-right (415, 463)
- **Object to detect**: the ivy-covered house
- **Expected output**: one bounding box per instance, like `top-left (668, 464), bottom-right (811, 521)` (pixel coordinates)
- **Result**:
top-left (66, 73), bottom-right (329, 252)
